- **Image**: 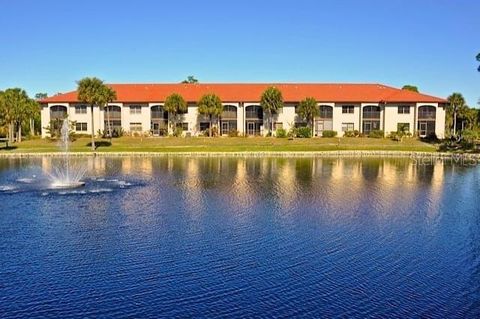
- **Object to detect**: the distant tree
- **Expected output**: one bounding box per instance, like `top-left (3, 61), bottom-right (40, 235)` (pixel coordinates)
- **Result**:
top-left (477, 53), bottom-right (480, 105)
top-left (197, 93), bottom-right (223, 137)
top-left (98, 86), bottom-right (117, 140)
top-left (447, 92), bottom-right (466, 136)
top-left (0, 91), bottom-right (5, 139)
top-left (0, 88), bottom-right (37, 143)
top-left (402, 85), bottom-right (419, 92)
top-left (0, 89), bottom-right (19, 143)
top-left (164, 93), bottom-right (187, 133)
top-left (26, 99), bottom-right (40, 136)
top-left (297, 97), bottom-right (319, 134)
top-left (77, 77), bottom-right (111, 150)
top-left (35, 93), bottom-right (48, 100)
top-left (181, 76), bottom-right (198, 84)
top-left (456, 104), bottom-right (479, 131)
top-left (260, 86), bottom-right (284, 136)
top-left (476, 53), bottom-right (480, 72)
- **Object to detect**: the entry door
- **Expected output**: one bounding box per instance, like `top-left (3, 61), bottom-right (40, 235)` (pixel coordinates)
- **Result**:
top-left (419, 122), bottom-right (428, 137)
top-left (221, 122), bottom-right (229, 135)
top-left (152, 122), bottom-right (159, 136)
top-left (363, 122), bottom-right (371, 134)
top-left (316, 121), bottom-right (324, 136)
top-left (247, 122), bottom-right (255, 136)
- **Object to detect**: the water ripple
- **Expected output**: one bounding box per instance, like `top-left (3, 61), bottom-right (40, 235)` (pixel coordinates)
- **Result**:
top-left (0, 157), bottom-right (479, 318)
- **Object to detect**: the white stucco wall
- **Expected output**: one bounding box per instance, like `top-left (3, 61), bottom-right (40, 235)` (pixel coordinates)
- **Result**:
top-left (40, 100), bottom-right (447, 139)
top-left (436, 104), bottom-right (446, 139)
top-left (122, 103), bottom-right (150, 134)
top-left (384, 104), bottom-right (415, 135)
top-left (332, 103), bottom-right (361, 136)
top-left (275, 104), bottom-right (296, 132)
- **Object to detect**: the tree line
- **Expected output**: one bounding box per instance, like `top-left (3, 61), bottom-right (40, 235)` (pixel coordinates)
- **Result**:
top-left (2, 61), bottom-right (479, 147)
top-left (0, 89), bottom-right (42, 143)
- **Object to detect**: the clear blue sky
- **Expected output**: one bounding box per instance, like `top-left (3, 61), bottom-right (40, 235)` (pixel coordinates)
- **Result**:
top-left (1, 0), bottom-right (478, 105)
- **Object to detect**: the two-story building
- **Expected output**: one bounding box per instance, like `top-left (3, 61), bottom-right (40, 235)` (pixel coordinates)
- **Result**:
top-left (40, 83), bottom-right (447, 138)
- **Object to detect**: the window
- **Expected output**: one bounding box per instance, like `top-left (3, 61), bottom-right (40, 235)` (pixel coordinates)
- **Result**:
top-left (75, 105), bottom-right (87, 114)
top-left (75, 122), bottom-right (88, 131)
top-left (130, 105), bottom-right (142, 114)
top-left (50, 105), bottom-right (67, 119)
top-left (222, 105), bottom-right (237, 119)
top-left (363, 106), bottom-right (381, 119)
top-left (200, 122), bottom-right (210, 131)
top-left (176, 122), bottom-right (188, 131)
top-left (319, 106), bottom-right (333, 118)
top-left (418, 106), bottom-right (436, 119)
top-left (246, 105), bottom-right (263, 119)
top-left (342, 105), bottom-right (354, 114)
top-left (130, 123), bottom-right (142, 132)
top-left (341, 123), bottom-right (354, 132)
top-left (397, 123), bottom-right (410, 133)
top-left (398, 106), bottom-right (410, 114)
top-left (105, 105), bottom-right (121, 118)
top-left (274, 122), bottom-right (283, 130)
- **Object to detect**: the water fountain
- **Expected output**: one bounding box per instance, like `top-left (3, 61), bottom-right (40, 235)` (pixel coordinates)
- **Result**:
top-left (49, 119), bottom-right (86, 189)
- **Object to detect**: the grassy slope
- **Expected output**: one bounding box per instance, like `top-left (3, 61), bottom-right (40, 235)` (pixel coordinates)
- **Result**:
top-left (0, 137), bottom-right (438, 153)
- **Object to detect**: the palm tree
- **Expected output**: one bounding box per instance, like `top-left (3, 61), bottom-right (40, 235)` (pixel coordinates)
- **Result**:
top-left (447, 93), bottom-right (465, 137)
top-left (1, 88), bottom-right (31, 143)
top-left (260, 86), bottom-right (284, 136)
top-left (25, 99), bottom-right (40, 137)
top-left (164, 93), bottom-right (187, 134)
top-left (99, 86), bottom-right (117, 141)
top-left (198, 93), bottom-right (223, 137)
top-left (77, 77), bottom-right (110, 150)
top-left (297, 97), bottom-right (319, 135)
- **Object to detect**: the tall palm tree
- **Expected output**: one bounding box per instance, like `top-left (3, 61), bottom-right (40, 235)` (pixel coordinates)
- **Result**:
top-left (1, 88), bottom-right (30, 143)
top-left (198, 94), bottom-right (223, 137)
top-left (77, 77), bottom-right (110, 151)
top-left (99, 86), bottom-right (117, 141)
top-left (297, 97), bottom-right (319, 135)
top-left (447, 93), bottom-right (465, 136)
top-left (260, 86), bottom-right (284, 136)
top-left (164, 93), bottom-right (187, 134)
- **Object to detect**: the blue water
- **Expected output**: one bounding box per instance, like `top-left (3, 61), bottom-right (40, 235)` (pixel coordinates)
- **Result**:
top-left (0, 157), bottom-right (479, 318)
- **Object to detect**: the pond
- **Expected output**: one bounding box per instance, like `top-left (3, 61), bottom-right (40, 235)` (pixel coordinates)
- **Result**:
top-left (0, 156), bottom-right (479, 318)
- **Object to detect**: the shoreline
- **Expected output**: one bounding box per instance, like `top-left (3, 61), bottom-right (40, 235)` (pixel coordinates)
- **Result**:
top-left (0, 150), bottom-right (477, 158)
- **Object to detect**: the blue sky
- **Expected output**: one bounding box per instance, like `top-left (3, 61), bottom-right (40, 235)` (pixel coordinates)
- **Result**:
top-left (0, 0), bottom-right (479, 105)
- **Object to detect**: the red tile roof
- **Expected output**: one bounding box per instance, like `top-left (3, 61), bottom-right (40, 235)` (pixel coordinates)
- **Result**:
top-left (39, 83), bottom-right (447, 104)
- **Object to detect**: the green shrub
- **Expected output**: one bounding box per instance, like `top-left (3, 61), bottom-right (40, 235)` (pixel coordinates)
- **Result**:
top-left (296, 127), bottom-right (312, 138)
top-left (322, 130), bottom-right (337, 138)
top-left (389, 130), bottom-right (412, 141)
top-left (368, 130), bottom-right (384, 138)
top-left (344, 130), bottom-right (360, 137)
top-left (287, 127), bottom-right (298, 138)
top-left (173, 127), bottom-right (183, 137)
top-left (99, 128), bottom-right (124, 138)
top-left (461, 129), bottom-right (478, 142)
top-left (159, 128), bottom-right (168, 136)
top-left (275, 128), bottom-right (287, 138)
top-left (420, 132), bottom-right (438, 142)
top-left (228, 129), bottom-right (239, 137)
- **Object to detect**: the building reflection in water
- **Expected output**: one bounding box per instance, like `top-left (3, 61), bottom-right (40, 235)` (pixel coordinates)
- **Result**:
top-left (37, 156), bottom-right (446, 226)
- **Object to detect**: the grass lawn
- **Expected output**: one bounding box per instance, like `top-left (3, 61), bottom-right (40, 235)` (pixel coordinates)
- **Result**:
top-left (0, 136), bottom-right (439, 153)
